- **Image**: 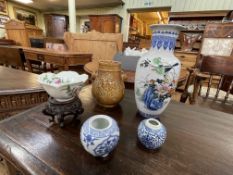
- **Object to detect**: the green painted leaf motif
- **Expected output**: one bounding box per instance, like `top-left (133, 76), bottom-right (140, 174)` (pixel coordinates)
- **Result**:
top-left (152, 57), bottom-right (161, 65)
top-left (136, 88), bottom-right (141, 97)
top-left (67, 85), bottom-right (71, 95)
top-left (157, 67), bottom-right (165, 75)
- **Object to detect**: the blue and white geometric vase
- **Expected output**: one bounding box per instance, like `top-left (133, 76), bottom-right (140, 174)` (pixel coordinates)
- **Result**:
top-left (80, 115), bottom-right (120, 157)
top-left (138, 118), bottom-right (167, 149)
top-left (135, 24), bottom-right (185, 118)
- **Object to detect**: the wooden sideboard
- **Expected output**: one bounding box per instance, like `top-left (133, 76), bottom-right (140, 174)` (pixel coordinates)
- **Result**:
top-left (0, 66), bottom-right (47, 119)
top-left (5, 20), bottom-right (43, 47)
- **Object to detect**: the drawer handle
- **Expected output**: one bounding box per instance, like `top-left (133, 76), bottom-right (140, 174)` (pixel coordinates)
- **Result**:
top-left (180, 55), bottom-right (185, 58)
top-left (37, 54), bottom-right (44, 61)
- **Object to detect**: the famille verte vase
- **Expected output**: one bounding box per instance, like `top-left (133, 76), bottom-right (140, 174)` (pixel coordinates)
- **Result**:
top-left (138, 118), bottom-right (167, 150)
top-left (135, 24), bottom-right (184, 118)
top-left (92, 60), bottom-right (125, 108)
top-left (80, 115), bottom-right (120, 157)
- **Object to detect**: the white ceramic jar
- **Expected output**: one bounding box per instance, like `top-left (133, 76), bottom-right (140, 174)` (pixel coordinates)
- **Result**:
top-left (135, 24), bottom-right (184, 118)
top-left (80, 115), bottom-right (120, 157)
top-left (138, 118), bottom-right (167, 150)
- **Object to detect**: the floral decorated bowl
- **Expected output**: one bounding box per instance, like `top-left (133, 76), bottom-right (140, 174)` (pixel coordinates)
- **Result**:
top-left (38, 71), bottom-right (88, 102)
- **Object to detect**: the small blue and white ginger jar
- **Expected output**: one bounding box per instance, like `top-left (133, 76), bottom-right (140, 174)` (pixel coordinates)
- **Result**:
top-left (138, 118), bottom-right (167, 150)
top-left (80, 115), bottom-right (120, 157)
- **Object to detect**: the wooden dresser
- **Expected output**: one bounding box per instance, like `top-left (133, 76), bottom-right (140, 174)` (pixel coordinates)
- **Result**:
top-left (89, 14), bottom-right (122, 33)
top-left (5, 20), bottom-right (43, 47)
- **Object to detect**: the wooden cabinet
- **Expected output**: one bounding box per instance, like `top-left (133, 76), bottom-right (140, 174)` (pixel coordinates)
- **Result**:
top-left (45, 14), bottom-right (68, 38)
top-left (89, 14), bottom-right (122, 33)
top-left (5, 20), bottom-right (43, 47)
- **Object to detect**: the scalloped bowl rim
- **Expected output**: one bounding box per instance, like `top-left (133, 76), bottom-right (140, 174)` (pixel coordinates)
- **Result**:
top-left (38, 71), bottom-right (89, 89)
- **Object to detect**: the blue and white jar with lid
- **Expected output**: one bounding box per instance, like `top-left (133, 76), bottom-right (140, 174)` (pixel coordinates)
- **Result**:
top-left (135, 24), bottom-right (185, 118)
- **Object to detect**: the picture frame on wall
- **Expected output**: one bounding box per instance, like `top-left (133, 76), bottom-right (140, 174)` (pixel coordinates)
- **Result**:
top-left (14, 7), bottom-right (37, 26)
top-left (0, 0), bottom-right (7, 14)
top-left (0, 14), bottom-right (10, 28)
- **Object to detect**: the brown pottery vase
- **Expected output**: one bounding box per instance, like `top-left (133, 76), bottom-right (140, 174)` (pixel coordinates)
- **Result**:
top-left (92, 60), bottom-right (125, 108)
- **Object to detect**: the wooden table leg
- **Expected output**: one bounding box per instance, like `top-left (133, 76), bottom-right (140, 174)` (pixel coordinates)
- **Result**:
top-left (26, 59), bottom-right (33, 72)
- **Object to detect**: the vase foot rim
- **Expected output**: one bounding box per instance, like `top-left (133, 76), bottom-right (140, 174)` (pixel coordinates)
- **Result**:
top-left (139, 111), bottom-right (160, 119)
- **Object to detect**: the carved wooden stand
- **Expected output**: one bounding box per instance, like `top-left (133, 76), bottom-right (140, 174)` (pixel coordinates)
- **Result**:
top-left (43, 96), bottom-right (84, 127)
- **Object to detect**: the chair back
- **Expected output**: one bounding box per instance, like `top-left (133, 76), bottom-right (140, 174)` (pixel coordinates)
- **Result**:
top-left (200, 22), bottom-right (233, 57)
top-left (199, 55), bottom-right (233, 101)
top-left (0, 46), bottom-right (25, 70)
top-left (64, 30), bottom-right (123, 62)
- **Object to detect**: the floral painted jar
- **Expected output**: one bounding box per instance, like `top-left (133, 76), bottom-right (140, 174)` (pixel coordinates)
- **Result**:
top-left (138, 118), bottom-right (167, 150)
top-left (80, 115), bottom-right (120, 157)
top-left (135, 24), bottom-right (185, 118)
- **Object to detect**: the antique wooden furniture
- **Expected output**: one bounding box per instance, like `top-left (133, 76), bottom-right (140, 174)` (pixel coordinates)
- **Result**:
top-left (0, 46), bottom-right (25, 70)
top-left (174, 50), bottom-right (198, 82)
top-left (23, 47), bottom-right (92, 71)
top-left (0, 66), bottom-right (47, 119)
top-left (0, 39), bottom-right (16, 46)
top-left (65, 30), bottom-right (123, 78)
top-left (64, 30), bottom-right (123, 62)
top-left (181, 55), bottom-right (233, 113)
top-left (44, 14), bottom-right (69, 38)
top-left (181, 22), bottom-right (233, 103)
top-left (0, 85), bottom-right (233, 175)
top-left (89, 14), bottom-right (122, 33)
top-left (5, 20), bottom-right (43, 47)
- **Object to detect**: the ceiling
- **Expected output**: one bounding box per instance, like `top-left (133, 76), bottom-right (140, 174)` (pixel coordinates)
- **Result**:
top-left (10, 0), bottom-right (124, 12)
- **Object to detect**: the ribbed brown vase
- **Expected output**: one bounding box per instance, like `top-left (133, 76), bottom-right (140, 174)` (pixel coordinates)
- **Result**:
top-left (92, 61), bottom-right (125, 108)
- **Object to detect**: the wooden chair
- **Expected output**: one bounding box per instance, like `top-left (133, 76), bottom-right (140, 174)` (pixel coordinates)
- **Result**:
top-left (180, 22), bottom-right (233, 104)
top-left (64, 30), bottom-right (123, 75)
top-left (0, 46), bottom-right (25, 70)
top-left (188, 55), bottom-right (233, 114)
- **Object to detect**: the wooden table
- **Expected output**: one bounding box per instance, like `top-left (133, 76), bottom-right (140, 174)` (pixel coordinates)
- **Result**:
top-left (0, 66), bottom-right (47, 119)
top-left (23, 47), bottom-right (92, 71)
top-left (84, 61), bottom-right (187, 85)
top-left (0, 85), bottom-right (233, 175)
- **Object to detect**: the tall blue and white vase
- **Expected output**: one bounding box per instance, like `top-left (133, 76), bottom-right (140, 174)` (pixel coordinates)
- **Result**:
top-left (80, 115), bottom-right (120, 157)
top-left (135, 24), bottom-right (184, 118)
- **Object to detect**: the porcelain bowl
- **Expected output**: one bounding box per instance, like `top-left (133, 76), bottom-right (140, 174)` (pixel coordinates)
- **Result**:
top-left (38, 71), bottom-right (88, 101)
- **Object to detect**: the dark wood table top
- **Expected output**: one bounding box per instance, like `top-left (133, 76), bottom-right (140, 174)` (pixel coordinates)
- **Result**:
top-left (0, 85), bottom-right (233, 175)
top-left (0, 66), bottom-right (43, 95)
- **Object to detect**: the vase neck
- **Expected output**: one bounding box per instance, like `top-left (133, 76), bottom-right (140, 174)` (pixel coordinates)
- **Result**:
top-left (151, 30), bottom-right (179, 53)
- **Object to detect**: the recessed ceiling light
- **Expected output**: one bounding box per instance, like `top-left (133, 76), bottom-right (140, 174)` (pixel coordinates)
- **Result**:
top-left (14, 0), bottom-right (33, 4)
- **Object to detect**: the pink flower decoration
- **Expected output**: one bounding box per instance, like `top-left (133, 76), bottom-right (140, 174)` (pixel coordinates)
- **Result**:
top-left (54, 78), bottom-right (61, 84)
